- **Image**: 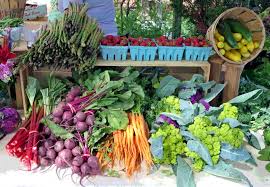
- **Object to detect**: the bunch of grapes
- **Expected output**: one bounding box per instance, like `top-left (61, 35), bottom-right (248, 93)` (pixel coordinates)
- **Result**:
top-left (151, 124), bottom-right (186, 165)
top-left (187, 116), bottom-right (221, 171)
top-left (217, 103), bottom-right (244, 148)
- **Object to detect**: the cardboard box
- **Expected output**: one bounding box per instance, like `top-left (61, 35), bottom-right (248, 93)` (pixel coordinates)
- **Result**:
top-left (23, 4), bottom-right (47, 20)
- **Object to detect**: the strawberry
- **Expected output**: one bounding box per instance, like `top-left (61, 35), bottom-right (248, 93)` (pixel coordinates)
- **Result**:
top-left (176, 37), bottom-right (183, 43)
top-left (106, 35), bottom-right (114, 41)
top-left (184, 42), bottom-right (191, 46)
top-left (157, 41), bottom-right (163, 46)
top-left (101, 39), bottom-right (108, 45)
top-left (140, 42), bottom-right (147, 46)
top-left (114, 36), bottom-right (121, 44)
top-left (107, 42), bottom-right (115, 46)
top-left (132, 41), bottom-right (139, 46)
top-left (151, 42), bottom-right (156, 46)
top-left (138, 37), bottom-right (143, 43)
top-left (159, 36), bottom-right (167, 41)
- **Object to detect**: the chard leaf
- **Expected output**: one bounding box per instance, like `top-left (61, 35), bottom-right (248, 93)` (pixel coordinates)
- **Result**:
top-left (42, 118), bottom-right (73, 139)
top-left (220, 143), bottom-right (251, 161)
top-left (106, 110), bottom-right (128, 130)
top-left (96, 80), bottom-right (123, 94)
top-left (40, 88), bottom-right (50, 116)
top-left (122, 71), bottom-right (140, 83)
top-left (116, 90), bottom-right (132, 100)
top-left (204, 160), bottom-right (253, 187)
top-left (26, 76), bottom-right (40, 106)
top-left (187, 140), bottom-right (213, 166)
top-left (175, 156), bottom-right (196, 187)
top-left (89, 126), bottom-right (112, 148)
top-left (204, 83), bottom-right (225, 102)
top-left (157, 75), bottom-right (180, 98)
top-left (129, 83), bottom-right (145, 98)
top-left (94, 97), bottom-right (118, 108)
top-left (108, 98), bottom-right (135, 111)
top-left (149, 136), bottom-right (163, 159)
top-left (228, 89), bottom-right (263, 104)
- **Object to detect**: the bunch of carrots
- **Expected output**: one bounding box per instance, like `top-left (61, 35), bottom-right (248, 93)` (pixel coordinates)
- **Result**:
top-left (97, 113), bottom-right (153, 177)
top-left (6, 103), bottom-right (44, 170)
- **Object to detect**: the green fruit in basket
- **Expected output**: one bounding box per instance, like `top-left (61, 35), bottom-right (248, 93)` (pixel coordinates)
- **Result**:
top-left (218, 22), bottom-right (238, 49)
top-left (225, 19), bottom-right (253, 42)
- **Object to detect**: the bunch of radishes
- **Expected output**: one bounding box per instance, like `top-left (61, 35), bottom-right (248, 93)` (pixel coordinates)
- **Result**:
top-left (156, 36), bottom-right (184, 47)
top-left (39, 128), bottom-right (100, 182)
top-left (100, 35), bottom-right (128, 46)
top-left (129, 37), bottom-right (156, 46)
top-left (184, 37), bottom-right (211, 47)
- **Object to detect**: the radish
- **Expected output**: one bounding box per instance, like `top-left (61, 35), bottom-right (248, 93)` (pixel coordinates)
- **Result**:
top-left (54, 141), bottom-right (64, 152)
top-left (76, 122), bottom-right (88, 132)
top-left (75, 111), bottom-right (86, 122)
top-left (46, 149), bottom-right (57, 160)
top-left (64, 139), bottom-right (76, 150)
top-left (72, 146), bottom-right (82, 156)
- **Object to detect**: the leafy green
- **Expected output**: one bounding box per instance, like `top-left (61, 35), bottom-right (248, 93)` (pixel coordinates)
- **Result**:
top-left (220, 143), bottom-right (251, 162)
top-left (106, 110), bottom-right (129, 130)
top-left (157, 75), bottom-right (180, 98)
top-left (149, 136), bottom-right (163, 159)
top-left (42, 118), bottom-right (74, 139)
top-left (258, 147), bottom-right (270, 161)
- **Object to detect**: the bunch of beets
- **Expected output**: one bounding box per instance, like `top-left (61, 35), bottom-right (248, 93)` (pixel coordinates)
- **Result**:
top-left (129, 37), bottom-right (156, 46)
top-left (184, 37), bottom-right (211, 47)
top-left (156, 36), bottom-right (184, 47)
top-left (39, 86), bottom-right (99, 183)
top-left (100, 35), bottom-right (128, 46)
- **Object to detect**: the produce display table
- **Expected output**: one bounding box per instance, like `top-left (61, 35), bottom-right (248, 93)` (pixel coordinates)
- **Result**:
top-left (0, 133), bottom-right (269, 187)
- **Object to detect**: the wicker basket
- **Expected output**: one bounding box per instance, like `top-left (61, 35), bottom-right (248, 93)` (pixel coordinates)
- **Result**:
top-left (206, 7), bottom-right (266, 65)
top-left (0, 0), bottom-right (26, 19)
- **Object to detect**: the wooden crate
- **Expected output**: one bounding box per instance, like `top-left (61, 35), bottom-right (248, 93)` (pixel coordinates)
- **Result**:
top-left (0, 0), bottom-right (26, 19)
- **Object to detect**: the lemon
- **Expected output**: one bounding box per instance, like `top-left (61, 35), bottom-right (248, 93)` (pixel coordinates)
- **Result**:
top-left (240, 46), bottom-right (248, 54)
top-left (247, 42), bottom-right (255, 53)
top-left (242, 52), bottom-right (251, 58)
top-left (225, 51), bottom-right (241, 62)
top-left (254, 41), bottom-right (259, 49)
top-left (241, 39), bottom-right (248, 45)
top-left (233, 33), bottom-right (242, 42)
top-left (224, 42), bottom-right (231, 51)
top-left (237, 42), bottom-right (243, 49)
top-left (217, 42), bottom-right (224, 49)
top-left (214, 30), bottom-right (225, 42)
top-left (219, 49), bottom-right (226, 55)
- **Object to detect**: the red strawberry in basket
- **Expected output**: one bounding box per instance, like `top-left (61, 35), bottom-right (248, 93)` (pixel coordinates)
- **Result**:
top-left (138, 37), bottom-right (143, 43)
top-left (106, 35), bottom-right (114, 41)
top-left (140, 42), bottom-right (147, 46)
top-left (159, 36), bottom-right (167, 41)
top-left (114, 36), bottom-right (121, 44)
top-left (101, 39), bottom-right (108, 45)
top-left (151, 42), bottom-right (156, 46)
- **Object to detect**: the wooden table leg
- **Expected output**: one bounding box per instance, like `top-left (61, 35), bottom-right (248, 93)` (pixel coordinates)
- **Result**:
top-left (222, 62), bottom-right (245, 102)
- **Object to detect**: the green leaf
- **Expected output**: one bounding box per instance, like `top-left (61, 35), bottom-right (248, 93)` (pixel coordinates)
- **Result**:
top-left (89, 126), bottom-right (112, 148)
top-left (156, 75), bottom-right (180, 98)
top-left (96, 80), bottom-right (123, 94)
top-left (258, 147), bottom-right (270, 161)
top-left (204, 160), bottom-right (253, 187)
top-left (129, 83), bottom-right (145, 98)
top-left (116, 90), bottom-right (132, 100)
top-left (178, 89), bottom-right (196, 100)
top-left (175, 156), bottom-right (196, 187)
top-left (187, 140), bottom-right (213, 166)
top-left (108, 98), bottom-right (135, 111)
top-left (106, 110), bottom-right (129, 130)
top-left (161, 169), bottom-right (174, 176)
top-left (245, 131), bottom-right (264, 150)
top-left (204, 83), bottom-right (225, 102)
top-left (190, 74), bottom-right (204, 83)
top-left (42, 118), bottom-right (74, 139)
top-left (93, 97), bottom-right (118, 108)
top-left (266, 163), bottom-right (270, 172)
top-left (122, 71), bottom-right (140, 83)
top-left (26, 76), bottom-right (40, 106)
top-left (220, 143), bottom-right (251, 161)
top-left (40, 88), bottom-right (49, 116)
top-left (222, 118), bottom-right (247, 128)
top-left (229, 89), bottom-right (263, 104)
top-left (149, 136), bottom-right (163, 159)
top-left (200, 81), bottom-right (216, 92)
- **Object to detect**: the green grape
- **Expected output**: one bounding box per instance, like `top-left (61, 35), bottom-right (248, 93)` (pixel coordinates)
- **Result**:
top-left (218, 103), bottom-right (238, 121)
top-left (187, 116), bottom-right (221, 168)
top-left (151, 124), bottom-right (186, 165)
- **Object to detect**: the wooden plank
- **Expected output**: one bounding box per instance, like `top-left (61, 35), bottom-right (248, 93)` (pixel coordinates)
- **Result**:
top-left (95, 60), bottom-right (210, 68)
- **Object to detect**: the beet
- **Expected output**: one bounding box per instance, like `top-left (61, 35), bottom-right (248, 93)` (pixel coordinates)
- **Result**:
top-left (54, 141), bottom-right (64, 152)
top-left (49, 134), bottom-right (57, 141)
top-left (76, 122), bottom-right (88, 132)
top-left (38, 146), bottom-right (47, 157)
top-left (81, 163), bottom-right (91, 175)
top-left (62, 111), bottom-right (73, 121)
top-left (58, 149), bottom-right (73, 161)
top-left (53, 116), bottom-right (62, 124)
top-left (40, 158), bottom-right (50, 166)
top-left (74, 96), bottom-right (80, 101)
top-left (55, 156), bottom-right (68, 168)
top-left (66, 94), bottom-right (74, 102)
top-left (75, 111), bottom-right (86, 122)
top-left (72, 156), bottom-right (84, 167)
top-left (72, 146), bottom-right (82, 156)
top-left (44, 139), bottom-right (54, 149)
top-left (85, 115), bottom-right (95, 126)
top-left (72, 165), bottom-right (81, 175)
top-left (46, 149), bottom-right (57, 160)
top-left (69, 87), bottom-right (81, 97)
top-left (44, 127), bottom-right (51, 136)
top-left (87, 156), bottom-right (99, 169)
top-left (57, 101), bottom-right (66, 109)
top-left (64, 139), bottom-right (76, 150)
top-left (52, 107), bottom-right (63, 117)
top-left (73, 117), bottom-right (78, 124)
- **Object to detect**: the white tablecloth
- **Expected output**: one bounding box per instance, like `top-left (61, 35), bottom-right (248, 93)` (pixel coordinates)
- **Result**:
top-left (1, 134), bottom-right (270, 187)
